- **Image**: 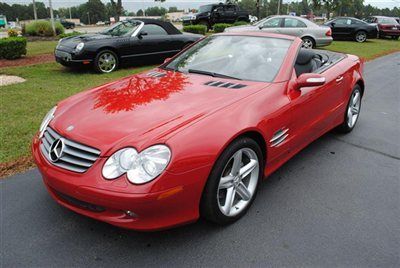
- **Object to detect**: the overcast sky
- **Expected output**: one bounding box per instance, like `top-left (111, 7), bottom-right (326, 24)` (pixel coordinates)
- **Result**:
top-left (5, 0), bottom-right (400, 10)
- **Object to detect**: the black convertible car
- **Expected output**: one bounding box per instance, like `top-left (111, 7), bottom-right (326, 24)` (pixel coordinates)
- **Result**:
top-left (55, 19), bottom-right (203, 73)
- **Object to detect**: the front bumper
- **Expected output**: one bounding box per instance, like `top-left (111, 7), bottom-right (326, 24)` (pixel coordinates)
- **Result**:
top-left (54, 49), bottom-right (93, 67)
top-left (32, 135), bottom-right (210, 231)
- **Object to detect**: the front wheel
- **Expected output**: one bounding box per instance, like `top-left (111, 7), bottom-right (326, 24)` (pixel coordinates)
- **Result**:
top-left (337, 85), bottom-right (362, 133)
top-left (355, 31), bottom-right (367, 43)
top-left (94, 50), bottom-right (119, 73)
top-left (200, 137), bottom-right (263, 225)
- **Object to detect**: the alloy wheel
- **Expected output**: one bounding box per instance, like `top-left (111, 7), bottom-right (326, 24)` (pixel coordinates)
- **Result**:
top-left (301, 38), bottom-right (314, 49)
top-left (98, 52), bottom-right (117, 73)
top-left (347, 89), bottom-right (361, 128)
top-left (217, 148), bottom-right (259, 217)
top-left (356, 32), bottom-right (367, 42)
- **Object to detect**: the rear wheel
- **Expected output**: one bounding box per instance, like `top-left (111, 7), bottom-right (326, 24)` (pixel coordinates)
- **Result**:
top-left (392, 36), bottom-right (399, 40)
top-left (201, 137), bottom-right (263, 225)
top-left (301, 37), bottom-right (315, 49)
top-left (94, 50), bottom-right (118, 73)
top-left (337, 85), bottom-right (362, 133)
top-left (355, 31), bottom-right (367, 43)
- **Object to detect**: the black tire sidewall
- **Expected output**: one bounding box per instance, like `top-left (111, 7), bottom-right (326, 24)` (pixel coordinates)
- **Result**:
top-left (200, 137), bottom-right (264, 225)
top-left (94, 50), bottom-right (119, 73)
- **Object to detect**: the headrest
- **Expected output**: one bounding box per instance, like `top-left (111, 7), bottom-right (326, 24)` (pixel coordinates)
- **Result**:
top-left (296, 49), bottom-right (316, 65)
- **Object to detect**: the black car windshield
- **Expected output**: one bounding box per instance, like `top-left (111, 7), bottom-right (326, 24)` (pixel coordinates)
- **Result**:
top-left (99, 20), bottom-right (141, 36)
top-left (199, 5), bottom-right (213, 13)
top-left (165, 35), bottom-right (291, 82)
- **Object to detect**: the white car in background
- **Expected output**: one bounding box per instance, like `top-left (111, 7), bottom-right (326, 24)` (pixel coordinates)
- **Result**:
top-left (225, 15), bottom-right (333, 49)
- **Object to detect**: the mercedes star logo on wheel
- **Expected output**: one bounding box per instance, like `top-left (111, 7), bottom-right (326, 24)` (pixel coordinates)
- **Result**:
top-left (49, 138), bottom-right (65, 162)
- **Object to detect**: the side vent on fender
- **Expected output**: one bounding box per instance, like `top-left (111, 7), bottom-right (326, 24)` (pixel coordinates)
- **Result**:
top-left (204, 81), bottom-right (247, 89)
top-left (270, 128), bottom-right (289, 147)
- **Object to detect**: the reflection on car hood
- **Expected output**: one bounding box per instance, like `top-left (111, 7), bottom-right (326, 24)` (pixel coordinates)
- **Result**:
top-left (52, 69), bottom-right (268, 155)
top-left (58, 33), bottom-right (113, 49)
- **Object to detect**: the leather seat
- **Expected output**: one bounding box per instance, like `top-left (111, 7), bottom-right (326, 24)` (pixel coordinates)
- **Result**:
top-left (294, 49), bottom-right (322, 77)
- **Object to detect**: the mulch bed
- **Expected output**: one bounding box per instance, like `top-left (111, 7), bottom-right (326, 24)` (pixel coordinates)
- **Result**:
top-left (0, 156), bottom-right (35, 179)
top-left (0, 54), bottom-right (54, 68)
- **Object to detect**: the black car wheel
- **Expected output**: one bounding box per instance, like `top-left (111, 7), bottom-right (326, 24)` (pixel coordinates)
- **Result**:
top-left (392, 36), bottom-right (399, 40)
top-left (94, 50), bottom-right (119, 73)
top-left (200, 137), bottom-right (263, 225)
top-left (355, 31), bottom-right (367, 43)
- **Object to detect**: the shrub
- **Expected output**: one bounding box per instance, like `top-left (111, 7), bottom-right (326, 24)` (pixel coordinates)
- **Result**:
top-left (0, 37), bottom-right (27, 60)
top-left (58, 31), bottom-right (82, 39)
top-left (7, 29), bottom-right (19, 37)
top-left (25, 20), bottom-right (65, 37)
top-left (213, 23), bottom-right (232, 33)
top-left (183, 25), bottom-right (207, 35)
top-left (233, 21), bottom-right (249, 26)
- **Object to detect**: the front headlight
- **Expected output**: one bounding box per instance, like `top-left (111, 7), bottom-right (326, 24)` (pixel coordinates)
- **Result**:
top-left (102, 145), bottom-right (171, 184)
top-left (39, 106), bottom-right (57, 138)
top-left (75, 42), bottom-right (84, 52)
top-left (190, 15), bottom-right (196, 20)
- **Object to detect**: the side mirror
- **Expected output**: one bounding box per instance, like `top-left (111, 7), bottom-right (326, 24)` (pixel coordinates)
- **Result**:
top-left (164, 57), bottom-right (171, 64)
top-left (138, 31), bottom-right (148, 38)
top-left (296, 73), bottom-right (326, 89)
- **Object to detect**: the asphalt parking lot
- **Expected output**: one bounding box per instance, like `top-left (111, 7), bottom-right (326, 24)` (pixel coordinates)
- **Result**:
top-left (1, 53), bottom-right (399, 267)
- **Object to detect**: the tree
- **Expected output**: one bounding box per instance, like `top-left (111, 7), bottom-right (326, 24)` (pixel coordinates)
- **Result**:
top-left (137, 9), bottom-right (144, 16)
top-left (110, 0), bottom-right (123, 21)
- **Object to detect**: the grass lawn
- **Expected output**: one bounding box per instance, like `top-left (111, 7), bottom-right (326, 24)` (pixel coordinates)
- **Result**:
top-left (324, 39), bottom-right (400, 61)
top-left (27, 40), bottom-right (58, 56)
top-left (0, 63), bottom-right (153, 164)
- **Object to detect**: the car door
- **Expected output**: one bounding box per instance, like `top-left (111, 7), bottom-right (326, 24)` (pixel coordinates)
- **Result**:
top-left (331, 18), bottom-right (352, 38)
top-left (282, 17), bottom-right (308, 37)
top-left (288, 61), bottom-right (347, 149)
top-left (259, 17), bottom-right (284, 34)
top-left (134, 24), bottom-right (173, 58)
top-left (223, 5), bottom-right (238, 23)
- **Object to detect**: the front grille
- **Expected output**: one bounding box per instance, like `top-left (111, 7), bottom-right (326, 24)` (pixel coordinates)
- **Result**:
top-left (40, 127), bottom-right (101, 173)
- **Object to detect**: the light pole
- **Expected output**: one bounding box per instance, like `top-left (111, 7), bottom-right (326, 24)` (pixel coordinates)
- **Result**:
top-left (277, 0), bottom-right (281, 15)
top-left (87, 12), bottom-right (91, 25)
top-left (32, 0), bottom-right (38, 20)
top-left (69, 7), bottom-right (72, 19)
top-left (49, 0), bottom-right (56, 36)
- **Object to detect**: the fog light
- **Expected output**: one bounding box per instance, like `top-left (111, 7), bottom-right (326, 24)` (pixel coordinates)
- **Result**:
top-left (125, 210), bottom-right (137, 217)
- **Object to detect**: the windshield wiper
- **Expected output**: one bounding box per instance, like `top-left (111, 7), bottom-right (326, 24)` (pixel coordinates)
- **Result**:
top-left (188, 69), bottom-right (242, 80)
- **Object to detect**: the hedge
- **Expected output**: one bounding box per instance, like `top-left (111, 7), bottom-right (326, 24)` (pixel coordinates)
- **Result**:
top-left (25, 20), bottom-right (65, 37)
top-left (58, 31), bottom-right (82, 39)
top-left (213, 23), bottom-right (233, 33)
top-left (0, 37), bottom-right (27, 60)
top-left (183, 25), bottom-right (207, 35)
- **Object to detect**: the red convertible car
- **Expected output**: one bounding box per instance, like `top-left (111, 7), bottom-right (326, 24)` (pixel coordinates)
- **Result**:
top-left (32, 32), bottom-right (365, 231)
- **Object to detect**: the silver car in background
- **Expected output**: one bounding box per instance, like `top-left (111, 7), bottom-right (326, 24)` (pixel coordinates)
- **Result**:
top-left (225, 15), bottom-right (333, 49)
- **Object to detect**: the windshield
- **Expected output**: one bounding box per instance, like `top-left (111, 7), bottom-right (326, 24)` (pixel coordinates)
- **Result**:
top-left (165, 35), bottom-right (292, 82)
top-left (377, 17), bottom-right (398, 24)
top-left (199, 5), bottom-right (213, 13)
top-left (99, 20), bottom-right (141, 36)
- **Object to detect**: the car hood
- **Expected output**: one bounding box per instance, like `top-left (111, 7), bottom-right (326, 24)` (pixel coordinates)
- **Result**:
top-left (52, 69), bottom-right (269, 155)
top-left (224, 25), bottom-right (259, 32)
top-left (58, 33), bottom-right (113, 49)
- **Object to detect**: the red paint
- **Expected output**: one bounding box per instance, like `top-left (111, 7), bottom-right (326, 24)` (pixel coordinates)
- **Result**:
top-left (32, 32), bottom-right (364, 231)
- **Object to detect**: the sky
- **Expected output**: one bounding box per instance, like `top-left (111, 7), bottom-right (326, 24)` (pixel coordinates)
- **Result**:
top-left (4, 0), bottom-right (400, 10)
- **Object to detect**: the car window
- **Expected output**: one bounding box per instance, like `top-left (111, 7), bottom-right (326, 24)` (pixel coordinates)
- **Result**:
top-left (284, 18), bottom-right (307, 28)
top-left (262, 18), bottom-right (282, 28)
top-left (141, 24), bottom-right (168, 35)
top-left (377, 17), bottom-right (398, 24)
top-left (99, 20), bottom-right (141, 36)
top-left (335, 18), bottom-right (351, 25)
top-left (224, 5), bottom-right (236, 11)
top-left (351, 19), bottom-right (364, 25)
top-left (166, 35), bottom-right (292, 82)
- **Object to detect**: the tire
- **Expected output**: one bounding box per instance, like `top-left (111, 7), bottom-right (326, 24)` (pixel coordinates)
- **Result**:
top-left (301, 37), bottom-right (315, 49)
top-left (336, 85), bottom-right (362, 133)
top-left (94, 50), bottom-right (119, 73)
top-left (200, 137), bottom-right (264, 225)
top-left (355, 31), bottom-right (367, 43)
top-left (392, 36), bottom-right (399, 40)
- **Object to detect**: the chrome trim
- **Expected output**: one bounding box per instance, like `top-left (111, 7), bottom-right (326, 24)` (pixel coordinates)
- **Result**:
top-left (270, 128), bottom-right (289, 147)
top-left (121, 50), bottom-right (181, 59)
top-left (131, 21), bottom-right (144, 37)
top-left (40, 127), bottom-right (101, 173)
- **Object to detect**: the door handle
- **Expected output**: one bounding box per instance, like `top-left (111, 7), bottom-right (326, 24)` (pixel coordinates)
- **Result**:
top-left (336, 76), bottom-right (344, 83)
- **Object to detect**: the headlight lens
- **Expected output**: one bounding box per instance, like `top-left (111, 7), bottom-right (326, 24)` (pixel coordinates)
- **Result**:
top-left (75, 42), bottom-right (84, 52)
top-left (190, 15), bottom-right (196, 20)
top-left (39, 106), bottom-right (57, 138)
top-left (102, 145), bottom-right (171, 184)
